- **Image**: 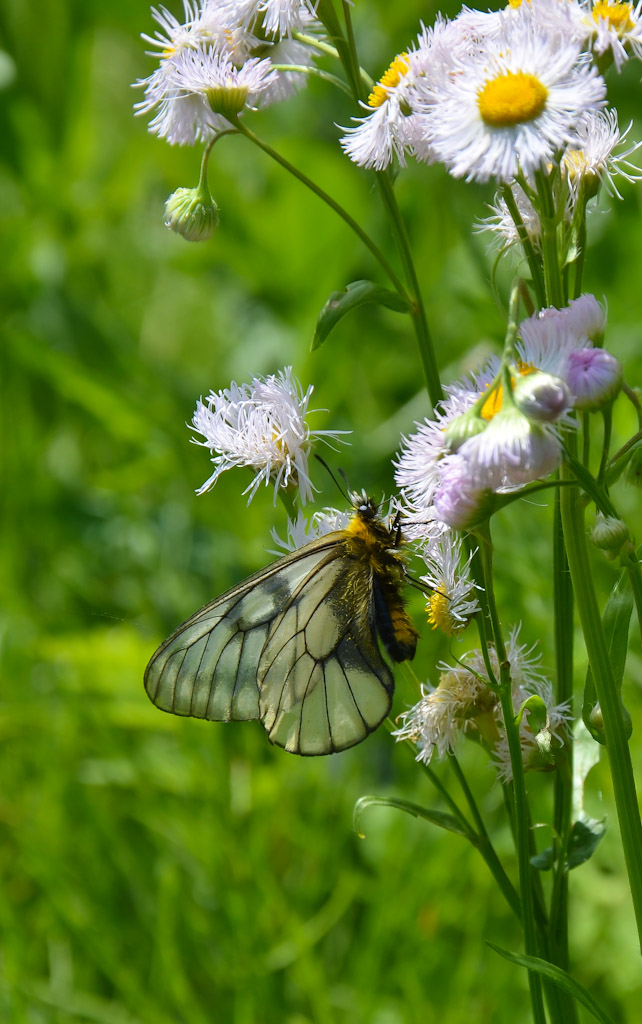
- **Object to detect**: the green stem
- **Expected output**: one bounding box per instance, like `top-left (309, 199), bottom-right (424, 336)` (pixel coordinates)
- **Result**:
top-left (312, 3), bottom-right (441, 406)
top-left (549, 491), bottom-right (578, 1023)
top-left (621, 544), bottom-right (642, 650)
top-left (448, 754), bottom-right (522, 921)
top-left (314, 0), bottom-right (362, 98)
top-left (375, 170), bottom-right (443, 408)
top-left (534, 169), bottom-right (564, 308)
top-left (233, 120), bottom-right (410, 301)
top-left (290, 30), bottom-right (342, 61)
top-left (502, 185), bottom-right (545, 308)
top-left (272, 64), bottom-right (353, 95)
top-left (477, 525), bottom-right (547, 1023)
top-left (597, 408), bottom-right (612, 486)
top-left (560, 446), bottom-right (642, 951)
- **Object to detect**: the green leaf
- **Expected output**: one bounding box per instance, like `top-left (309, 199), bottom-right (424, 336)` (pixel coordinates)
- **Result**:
top-left (353, 795), bottom-right (471, 840)
top-left (530, 846), bottom-right (556, 871)
top-left (583, 570), bottom-right (633, 744)
top-left (567, 816), bottom-right (606, 869)
top-left (487, 944), bottom-right (616, 1024)
top-left (312, 280), bottom-right (409, 350)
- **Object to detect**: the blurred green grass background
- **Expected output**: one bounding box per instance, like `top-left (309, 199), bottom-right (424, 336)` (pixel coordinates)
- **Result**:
top-left (2, 0), bottom-right (642, 1021)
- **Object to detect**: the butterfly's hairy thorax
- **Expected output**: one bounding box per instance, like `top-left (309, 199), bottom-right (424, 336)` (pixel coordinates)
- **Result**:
top-left (341, 505), bottom-right (419, 664)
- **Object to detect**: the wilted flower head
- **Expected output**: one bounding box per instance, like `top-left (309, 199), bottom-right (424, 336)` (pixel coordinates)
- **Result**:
top-left (395, 626), bottom-right (571, 777)
top-left (191, 367), bottom-right (348, 504)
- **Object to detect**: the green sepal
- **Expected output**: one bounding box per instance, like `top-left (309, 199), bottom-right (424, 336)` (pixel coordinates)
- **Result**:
top-left (514, 693), bottom-right (547, 732)
top-left (583, 570), bottom-right (633, 744)
top-left (312, 280), bottom-right (409, 350)
top-left (487, 944), bottom-right (616, 1024)
top-left (353, 795), bottom-right (470, 840)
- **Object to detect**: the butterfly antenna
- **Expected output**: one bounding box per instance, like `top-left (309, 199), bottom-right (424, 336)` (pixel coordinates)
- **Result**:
top-left (314, 455), bottom-right (351, 504)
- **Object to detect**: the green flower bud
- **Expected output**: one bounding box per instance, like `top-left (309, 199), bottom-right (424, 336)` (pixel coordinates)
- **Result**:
top-left (164, 184), bottom-right (219, 242)
top-left (591, 513), bottom-right (629, 559)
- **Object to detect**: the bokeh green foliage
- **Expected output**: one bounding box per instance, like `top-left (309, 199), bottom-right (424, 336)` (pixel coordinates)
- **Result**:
top-left (1, 0), bottom-right (642, 1021)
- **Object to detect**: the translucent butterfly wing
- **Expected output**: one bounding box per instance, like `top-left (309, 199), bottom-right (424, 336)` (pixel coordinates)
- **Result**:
top-left (259, 556), bottom-right (394, 755)
top-left (144, 531), bottom-right (395, 755)
top-left (144, 540), bottom-right (340, 724)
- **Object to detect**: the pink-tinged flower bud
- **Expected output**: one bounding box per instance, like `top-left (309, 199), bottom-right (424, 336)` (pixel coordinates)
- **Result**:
top-left (432, 457), bottom-right (494, 529)
top-left (513, 372), bottom-right (571, 423)
top-left (566, 348), bottom-right (622, 410)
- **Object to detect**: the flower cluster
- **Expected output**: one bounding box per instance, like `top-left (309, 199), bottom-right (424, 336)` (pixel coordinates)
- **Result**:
top-left (394, 626), bottom-right (571, 778)
top-left (341, 0), bottom-right (642, 200)
top-left (396, 294), bottom-right (621, 532)
top-left (135, 0), bottom-right (322, 144)
top-left (191, 366), bottom-right (348, 504)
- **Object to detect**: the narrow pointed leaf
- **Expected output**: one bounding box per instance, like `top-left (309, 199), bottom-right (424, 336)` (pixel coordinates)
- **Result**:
top-left (312, 280), bottom-right (409, 350)
top-left (487, 944), bottom-right (616, 1024)
top-left (353, 795), bottom-right (470, 840)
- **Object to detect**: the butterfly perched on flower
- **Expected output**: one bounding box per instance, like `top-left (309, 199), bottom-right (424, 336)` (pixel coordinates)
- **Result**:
top-left (144, 492), bottom-right (419, 756)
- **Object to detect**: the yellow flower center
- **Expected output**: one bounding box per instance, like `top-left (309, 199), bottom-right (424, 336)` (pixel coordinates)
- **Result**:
top-left (427, 588), bottom-right (460, 636)
top-left (592, 0), bottom-right (634, 32)
top-left (507, 0), bottom-right (530, 7)
top-left (480, 362), bottom-right (537, 421)
top-left (478, 71), bottom-right (548, 127)
top-left (368, 53), bottom-right (410, 108)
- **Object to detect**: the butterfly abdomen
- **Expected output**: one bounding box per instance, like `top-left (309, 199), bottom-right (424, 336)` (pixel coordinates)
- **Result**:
top-left (373, 575), bottom-right (418, 662)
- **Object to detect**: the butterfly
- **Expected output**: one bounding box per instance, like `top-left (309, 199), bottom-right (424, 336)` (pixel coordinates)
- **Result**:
top-left (144, 492), bottom-right (419, 755)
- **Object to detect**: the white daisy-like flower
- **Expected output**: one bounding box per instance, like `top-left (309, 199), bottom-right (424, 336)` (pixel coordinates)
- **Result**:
top-left (191, 367), bottom-right (348, 504)
top-left (583, 0), bottom-right (642, 70)
top-left (135, 3), bottom-right (253, 143)
top-left (135, 1), bottom-right (320, 142)
top-left (257, 36), bottom-right (318, 104)
top-left (166, 46), bottom-right (278, 118)
top-left (563, 108), bottom-right (642, 200)
top-left (418, 534), bottom-right (482, 636)
top-left (257, 0), bottom-right (318, 37)
top-left (477, 182), bottom-right (543, 250)
top-left (339, 17), bottom-right (477, 171)
top-left (423, 12), bottom-right (606, 183)
top-left (339, 50), bottom-right (426, 171)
